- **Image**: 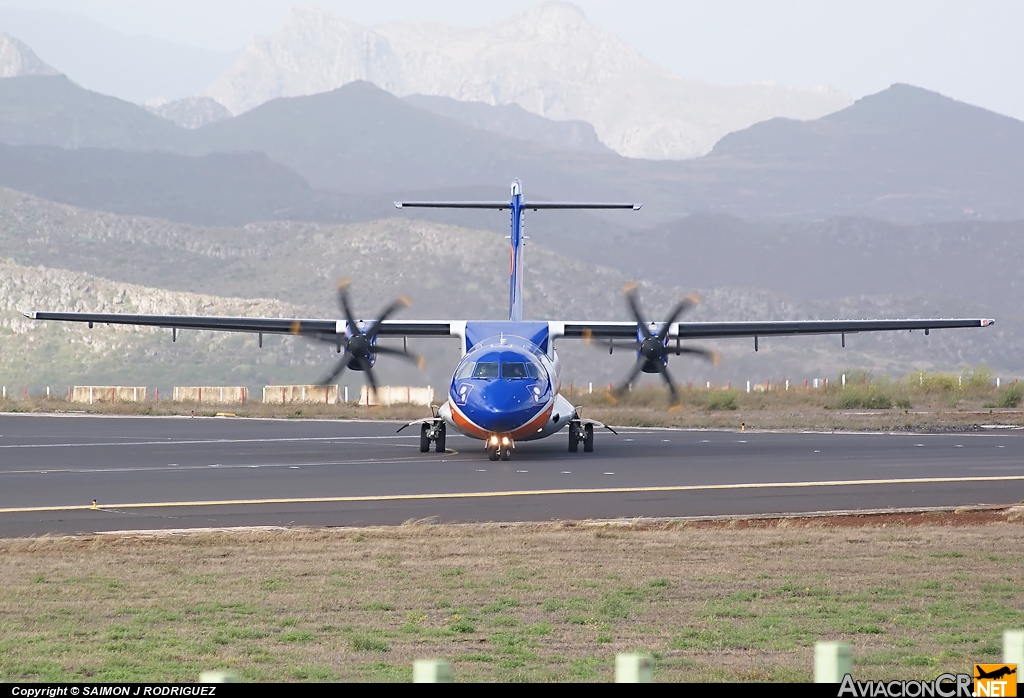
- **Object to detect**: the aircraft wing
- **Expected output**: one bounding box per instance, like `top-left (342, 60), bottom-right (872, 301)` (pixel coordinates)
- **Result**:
top-left (25, 312), bottom-right (456, 338)
top-left (562, 318), bottom-right (994, 340)
top-left (395, 201), bottom-right (640, 210)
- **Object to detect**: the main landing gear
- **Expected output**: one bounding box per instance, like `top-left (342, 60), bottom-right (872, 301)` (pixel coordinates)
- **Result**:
top-left (568, 411), bottom-right (617, 453)
top-left (419, 421), bottom-right (446, 453)
top-left (487, 434), bottom-right (513, 461)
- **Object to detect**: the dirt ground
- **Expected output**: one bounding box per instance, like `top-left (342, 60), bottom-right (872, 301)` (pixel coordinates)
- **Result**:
top-left (1, 508), bottom-right (1022, 682)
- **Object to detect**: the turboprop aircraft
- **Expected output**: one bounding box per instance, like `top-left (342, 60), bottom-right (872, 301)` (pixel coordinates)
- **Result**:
top-left (28, 179), bottom-right (994, 461)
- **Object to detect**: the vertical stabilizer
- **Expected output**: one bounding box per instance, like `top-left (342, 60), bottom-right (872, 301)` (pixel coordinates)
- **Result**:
top-left (508, 179), bottom-right (525, 322)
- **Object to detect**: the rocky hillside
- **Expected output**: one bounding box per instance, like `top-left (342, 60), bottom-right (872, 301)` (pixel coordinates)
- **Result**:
top-left (201, 3), bottom-right (850, 159)
top-left (0, 188), bottom-right (1014, 391)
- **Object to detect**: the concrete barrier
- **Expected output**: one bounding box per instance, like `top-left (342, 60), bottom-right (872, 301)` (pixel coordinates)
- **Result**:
top-left (360, 385), bottom-right (435, 406)
top-left (172, 386), bottom-right (247, 404)
top-left (263, 385), bottom-right (338, 405)
top-left (72, 386), bottom-right (147, 404)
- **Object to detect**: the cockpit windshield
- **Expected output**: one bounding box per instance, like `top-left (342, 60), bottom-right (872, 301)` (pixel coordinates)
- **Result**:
top-left (460, 359), bottom-right (543, 380)
top-left (472, 362), bottom-right (500, 378)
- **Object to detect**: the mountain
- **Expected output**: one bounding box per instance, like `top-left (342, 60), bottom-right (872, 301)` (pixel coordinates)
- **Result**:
top-left (145, 96), bottom-right (231, 129)
top-left (0, 75), bottom-right (185, 150)
top-left (0, 32), bottom-right (58, 78)
top-left (0, 7), bottom-right (239, 103)
top-left (2, 76), bottom-right (1023, 225)
top-left (202, 3), bottom-right (851, 159)
top-left (0, 142), bottom-right (369, 226)
top-left (403, 94), bottom-right (611, 154)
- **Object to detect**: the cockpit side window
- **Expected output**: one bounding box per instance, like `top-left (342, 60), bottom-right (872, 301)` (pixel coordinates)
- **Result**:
top-left (501, 362), bottom-right (528, 378)
top-left (525, 363), bottom-right (540, 379)
top-left (472, 362), bottom-right (500, 378)
top-left (455, 361), bottom-right (475, 380)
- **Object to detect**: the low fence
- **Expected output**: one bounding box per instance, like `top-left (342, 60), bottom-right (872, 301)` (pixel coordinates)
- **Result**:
top-left (360, 385), bottom-right (435, 406)
top-left (263, 385), bottom-right (338, 405)
top-left (172, 386), bottom-right (248, 404)
top-left (71, 386), bottom-right (147, 404)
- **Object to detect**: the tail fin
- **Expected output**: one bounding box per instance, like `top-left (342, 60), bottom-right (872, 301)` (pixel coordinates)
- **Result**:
top-left (395, 181), bottom-right (641, 322)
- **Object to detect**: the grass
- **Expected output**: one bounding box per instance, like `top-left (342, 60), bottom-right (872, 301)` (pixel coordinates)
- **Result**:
top-left (0, 518), bottom-right (1021, 682)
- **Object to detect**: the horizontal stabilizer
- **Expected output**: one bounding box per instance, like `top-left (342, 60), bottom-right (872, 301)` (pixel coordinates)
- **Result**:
top-left (394, 200), bottom-right (641, 210)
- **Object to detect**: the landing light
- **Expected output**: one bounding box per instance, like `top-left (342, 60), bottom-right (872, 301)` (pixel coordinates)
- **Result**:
top-left (490, 436), bottom-right (499, 445)
top-left (501, 437), bottom-right (510, 445)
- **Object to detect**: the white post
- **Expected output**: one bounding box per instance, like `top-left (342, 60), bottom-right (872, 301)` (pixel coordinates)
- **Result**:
top-left (90, 386), bottom-right (94, 405)
top-left (588, 382), bottom-right (592, 394)
top-left (813, 378), bottom-right (819, 389)
top-left (706, 381), bottom-right (710, 389)
top-left (344, 386), bottom-right (349, 403)
top-left (199, 672), bottom-right (238, 683)
top-left (2, 386), bottom-right (5, 398)
top-left (1005, 630), bottom-right (1024, 666)
top-left (413, 659), bottom-right (453, 683)
top-left (615, 654), bottom-right (653, 683)
top-left (842, 374), bottom-right (846, 387)
top-left (814, 642), bottom-right (852, 683)
top-left (746, 381), bottom-right (751, 393)
top-left (997, 377), bottom-right (1001, 388)
top-left (785, 380), bottom-right (790, 391)
top-left (46, 386), bottom-right (50, 397)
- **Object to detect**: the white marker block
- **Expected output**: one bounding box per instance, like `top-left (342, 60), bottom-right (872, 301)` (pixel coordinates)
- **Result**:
top-left (413, 659), bottom-right (453, 683)
top-left (199, 671), bottom-right (238, 683)
top-left (815, 642), bottom-right (852, 683)
top-left (1005, 629), bottom-right (1024, 666)
top-left (615, 653), bottom-right (654, 683)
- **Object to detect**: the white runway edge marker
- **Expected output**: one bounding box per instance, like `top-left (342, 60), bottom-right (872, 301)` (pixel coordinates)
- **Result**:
top-left (2, 475), bottom-right (1024, 514)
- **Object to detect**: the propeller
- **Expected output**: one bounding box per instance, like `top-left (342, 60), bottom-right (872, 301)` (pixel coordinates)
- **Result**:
top-left (297, 279), bottom-right (425, 399)
top-left (592, 282), bottom-right (719, 408)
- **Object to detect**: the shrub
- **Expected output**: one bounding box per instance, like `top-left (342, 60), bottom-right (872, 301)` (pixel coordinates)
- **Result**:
top-left (704, 391), bottom-right (738, 411)
top-left (835, 387), bottom-right (893, 410)
top-left (996, 383), bottom-right (1024, 408)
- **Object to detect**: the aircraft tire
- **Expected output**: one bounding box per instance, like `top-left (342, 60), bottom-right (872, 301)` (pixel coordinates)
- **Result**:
top-left (434, 424), bottom-right (446, 453)
top-left (488, 448), bottom-right (499, 461)
top-left (500, 447), bottom-right (512, 461)
top-left (583, 423), bottom-right (594, 453)
top-left (419, 424), bottom-right (430, 452)
top-left (568, 432), bottom-right (578, 452)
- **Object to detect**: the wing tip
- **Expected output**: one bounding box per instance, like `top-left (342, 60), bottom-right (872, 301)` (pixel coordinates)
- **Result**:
top-left (22, 311), bottom-right (37, 319)
top-left (632, 204), bottom-right (642, 211)
top-left (393, 202), bottom-right (403, 209)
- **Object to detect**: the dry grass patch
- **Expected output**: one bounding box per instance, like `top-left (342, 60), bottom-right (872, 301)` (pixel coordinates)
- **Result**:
top-left (0, 519), bottom-right (1021, 682)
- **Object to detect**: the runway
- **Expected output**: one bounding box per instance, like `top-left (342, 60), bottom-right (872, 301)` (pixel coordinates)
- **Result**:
top-left (0, 413), bottom-right (1022, 536)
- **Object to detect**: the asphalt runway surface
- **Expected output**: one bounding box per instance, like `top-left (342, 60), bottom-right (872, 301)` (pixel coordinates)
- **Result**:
top-left (0, 413), bottom-right (1022, 537)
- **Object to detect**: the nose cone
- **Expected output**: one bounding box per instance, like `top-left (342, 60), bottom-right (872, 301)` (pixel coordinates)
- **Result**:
top-left (457, 380), bottom-right (545, 434)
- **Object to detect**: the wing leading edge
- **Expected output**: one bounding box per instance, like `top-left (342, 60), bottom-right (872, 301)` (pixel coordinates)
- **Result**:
top-left (562, 318), bottom-right (994, 340)
top-left (24, 312), bottom-right (456, 338)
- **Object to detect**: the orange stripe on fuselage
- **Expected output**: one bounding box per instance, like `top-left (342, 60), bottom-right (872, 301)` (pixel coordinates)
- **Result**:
top-left (448, 397), bottom-right (554, 442)
top-left (509, 402), bottom-right (554, 440)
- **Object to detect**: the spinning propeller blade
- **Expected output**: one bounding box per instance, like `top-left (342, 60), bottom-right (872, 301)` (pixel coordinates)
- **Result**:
top-left (308, 280), bottom-right (425, 398)
top-left (608, 283), bottom-right (717, 406)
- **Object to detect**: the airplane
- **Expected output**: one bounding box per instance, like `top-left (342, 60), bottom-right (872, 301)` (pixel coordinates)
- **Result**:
top-left (27, 179), bottom-right (994, 461)
top-left (975, 665), bottom-right (1016, 681)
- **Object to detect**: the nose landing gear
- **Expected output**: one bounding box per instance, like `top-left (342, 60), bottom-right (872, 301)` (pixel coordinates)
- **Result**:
top-left (487, 435), bottom-right (513, 461)
top-left (419, 421), bottom-right (447, 453)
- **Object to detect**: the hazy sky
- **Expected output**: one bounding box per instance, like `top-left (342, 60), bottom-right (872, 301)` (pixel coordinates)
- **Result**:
top-left (2, 0), bottom-right (1022, 119)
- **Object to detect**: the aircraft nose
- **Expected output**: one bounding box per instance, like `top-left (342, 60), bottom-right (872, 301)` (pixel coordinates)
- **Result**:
top-left (463, 381), bottom-right (544, 433)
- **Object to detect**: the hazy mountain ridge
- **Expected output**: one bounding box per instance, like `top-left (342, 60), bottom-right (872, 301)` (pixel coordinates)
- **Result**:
top-left (202, 3), bottom-right (850, 159)
top-left (1, 77), bottom-right (1021, 224)
top-left (144, 96), bottom-right (231, 129)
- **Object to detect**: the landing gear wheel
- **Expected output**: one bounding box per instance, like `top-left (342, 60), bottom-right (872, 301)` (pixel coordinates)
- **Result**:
top-left (434, 423), bottom-right (446, 453)
top-left (500, 447), bottom-right (512, 461)
top-left (568, 424), bottom-right (579, 452)
top-left (488, 448), bottom-right (499, 461)
top-left (419, 423), bottom-right (430, 452)
top-left (583, 423), bottom-right (594, 453)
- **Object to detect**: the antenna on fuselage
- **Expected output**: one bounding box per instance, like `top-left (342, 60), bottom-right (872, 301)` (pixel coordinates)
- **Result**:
top-left (394, 181), bottom-right (641, 322)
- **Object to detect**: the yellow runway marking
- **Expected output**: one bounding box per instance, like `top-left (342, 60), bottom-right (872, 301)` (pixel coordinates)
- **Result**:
top-left (1, 474), bottom-right (1022, 514)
